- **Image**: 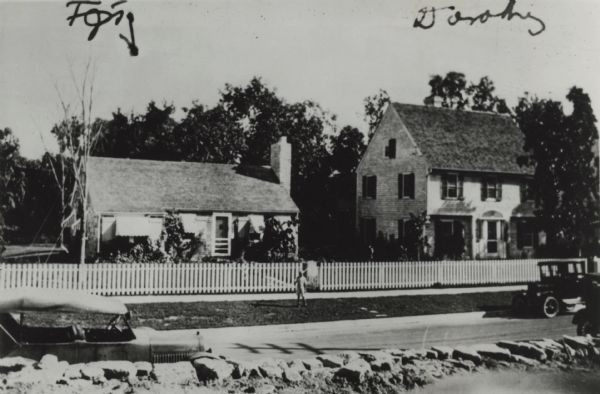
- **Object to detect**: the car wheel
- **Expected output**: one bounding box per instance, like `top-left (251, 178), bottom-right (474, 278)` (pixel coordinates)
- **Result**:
top-left (542, 296), bottom-right (560, 318)
top-left (511, 295), bottom-right (528, 317)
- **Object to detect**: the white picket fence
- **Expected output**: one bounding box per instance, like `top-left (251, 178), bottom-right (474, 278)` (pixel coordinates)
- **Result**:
top-left (0, 258), bottom-right (582, 296)
top-left (318, 259), bottom-right (544, 291)
top-left (0, 262), bottom-right (303, 296)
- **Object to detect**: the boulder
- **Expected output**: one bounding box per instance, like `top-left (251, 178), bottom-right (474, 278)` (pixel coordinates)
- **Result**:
top-left (430, 346), bottom-right (453, 360)
top-left (134, 361), bottom-right (153, 378)
top-left (193, 358), bottom-right (234, 382)
top-left (528, 340), bottom-right (563, 360)
top-left (36, 354), bottom-right (59, 370)
top-left (63, 364), bottom-right (84, 380)
top-left (88, 360), bottom-right (137, 382)
top-left (282, 366), bottom-right (302, 382)
top-left (287, 360), bottom-right (306, 372)
top-left (359, 351), bottom-right (393, 371)
top-left (0, 357), bottom-right (36, 374)
top-left (316, 354), bottom-right (344, 368)
top-left (472, 343), bottom-right (513, 362)
top-left (452, 346), bottom-right (482, 365)
top-left (563, 336), bottom-right (592, 352)
top-left (80, 365), bottom-right (106, 384)
top-left (510, 354), bottom-right (539, 367)
top-left (301, 358), bottom-right (323, 371)
top-left (497, 341), bottom-right (547, 362)
top-left (338, 351), bottom-right (361, 365)
top-left (258, 359), bottom-right (283, 379)
top-left (153, 361), bottom-right (199, 385)
top-left (334, 359), bottom-right (371, 384)
top-left (447, 358), bottom-right (476, 371)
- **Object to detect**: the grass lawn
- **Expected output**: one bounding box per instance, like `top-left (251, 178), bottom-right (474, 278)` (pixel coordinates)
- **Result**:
top-left (125, 291), bottom-right (514, 330)
top-left (25, 291), bottom-right (513, 330)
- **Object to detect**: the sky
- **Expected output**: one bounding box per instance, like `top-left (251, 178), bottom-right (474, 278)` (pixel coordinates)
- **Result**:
top-left (1, 0), bottom-right (599, 158)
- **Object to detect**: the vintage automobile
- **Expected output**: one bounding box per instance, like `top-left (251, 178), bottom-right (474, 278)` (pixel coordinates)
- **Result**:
top-left (511, 260), bottom-right (586, 318)
top-left (572, 273), bottom-right (600, 336)
top-left (0, 288), bottom-right (206, 363)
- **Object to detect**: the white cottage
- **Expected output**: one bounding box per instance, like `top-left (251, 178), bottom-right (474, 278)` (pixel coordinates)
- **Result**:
top-left (85, 137), bottom-right (298, 259)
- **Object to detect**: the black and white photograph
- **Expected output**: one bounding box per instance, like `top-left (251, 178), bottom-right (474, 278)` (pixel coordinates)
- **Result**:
top-left (0, 0), bottom-right (599, 392)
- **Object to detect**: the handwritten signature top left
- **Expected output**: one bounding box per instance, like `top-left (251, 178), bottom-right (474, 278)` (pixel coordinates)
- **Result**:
top-left (66, 0), bottom-right (138, 56)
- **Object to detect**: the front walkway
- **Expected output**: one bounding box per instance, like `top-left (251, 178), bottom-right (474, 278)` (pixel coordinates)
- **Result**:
top-left (115, 285), bottom-right (525, 304)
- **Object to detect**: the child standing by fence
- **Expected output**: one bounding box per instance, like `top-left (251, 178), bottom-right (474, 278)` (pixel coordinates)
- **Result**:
top-left (295, 271), bottom-right (307, 307)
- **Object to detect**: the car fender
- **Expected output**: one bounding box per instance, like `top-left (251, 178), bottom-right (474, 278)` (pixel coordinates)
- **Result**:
top-left (572, 308), bottom-right (588, 325)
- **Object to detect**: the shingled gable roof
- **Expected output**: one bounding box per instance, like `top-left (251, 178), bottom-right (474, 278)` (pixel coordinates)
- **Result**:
top-left (87, 157), bottom-right (298, 214)
top-left (391, 103), bottom-right (533, 175)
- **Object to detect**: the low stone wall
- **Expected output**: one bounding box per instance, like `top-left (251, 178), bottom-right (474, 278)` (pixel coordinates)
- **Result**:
top-left (1, 335), bottom-right (599, 394)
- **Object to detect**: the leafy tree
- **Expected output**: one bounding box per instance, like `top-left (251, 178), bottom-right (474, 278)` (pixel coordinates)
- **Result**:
top-left (93, 102), bottom-right (178, 160)
top-left (219, 77), bottom-right (334, 251)
top-left (173, 103), bottom-right (245, 163)
top-left (260, 216), bottom-right (299, 261)
top-left (467, 76), bottom-right (510, 113)
top-left (515, 87), bottom-right (599, 256)
top-left (330, 126), bottom-right (366, 175)
top-left (424, 72), bottom-right (469, 110)
top-left (424, 73), bottom-right (508, 113)
top-left (0, 128), bottom-right (26, 248)
top-left (363, 89), bottom-right (390, 139)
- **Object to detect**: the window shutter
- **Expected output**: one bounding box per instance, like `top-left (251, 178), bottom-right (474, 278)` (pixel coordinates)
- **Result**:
top-left (502, 221), bottom-right (508, 241)
top-left (476, 220), bottom-right (482, 241)
top-left (481, 179), bottom-right (487, 201)
top-left (362, 176), bottom-right (367, 198)
top-left (519, 182), bottom-right (526, 203)
top-left (373, 176), bottom-right (377, 199)
top-left (496, 179), bottom-right (502, 201)
top-left (441, 175), bottom-right (447, 200)
top-left (389, 139), bottom-right (396, 158)
top-left (398, 174), bottom-right (403, 199)
top-left (458, 174), bottom-right (464, 200)
top-left (384, 145), bottom-right (389, 158)
top-left (407, 173), bottom-right (415, 199)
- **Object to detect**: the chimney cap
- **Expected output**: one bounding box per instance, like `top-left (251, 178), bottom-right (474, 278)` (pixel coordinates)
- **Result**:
top-left (278, 136), bottom-right (287, 143)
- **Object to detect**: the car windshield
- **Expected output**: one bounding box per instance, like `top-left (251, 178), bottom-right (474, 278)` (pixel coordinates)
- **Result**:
top-left (0, 311), bottom-right (134, 344)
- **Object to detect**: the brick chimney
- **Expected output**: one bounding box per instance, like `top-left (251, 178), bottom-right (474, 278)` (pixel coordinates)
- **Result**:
top-left (270, 136), bottom-right (292, 191)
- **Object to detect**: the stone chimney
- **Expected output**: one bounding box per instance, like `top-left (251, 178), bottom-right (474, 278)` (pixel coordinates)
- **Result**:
top-left (270, 136), bottom-right (292, 191)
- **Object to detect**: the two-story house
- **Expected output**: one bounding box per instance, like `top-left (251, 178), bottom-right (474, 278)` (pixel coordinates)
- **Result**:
top-left (356, 102), bottom-right (542, 259)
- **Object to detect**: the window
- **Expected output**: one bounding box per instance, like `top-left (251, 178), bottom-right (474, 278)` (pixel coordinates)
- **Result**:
top-left (360, 218), bottom-right (376, 244)
top-left (398, 173), bottom-right (415, 199)
top-left (441, 174), bottom-right (463, 199)
top-left (481, 178), bottom-right (502, 201)
top-left (520, 180), bottom-right (534, 202)
top-left (362, 175), bottom-right (377, 199)
top-left (385, 139), bottom-right (396, 158)
top-left (517, 221), bottom-right (535, 248)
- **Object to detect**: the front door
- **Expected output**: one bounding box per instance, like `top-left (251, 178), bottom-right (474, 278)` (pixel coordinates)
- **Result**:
top-left (212, 214), bottom-right (231, 256)
top-left (486, 220), bottom-right (500, 256)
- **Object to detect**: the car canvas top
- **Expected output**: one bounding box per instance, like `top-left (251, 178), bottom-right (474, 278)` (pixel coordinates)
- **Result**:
top-left (0, 288), bottom-right (128, 315)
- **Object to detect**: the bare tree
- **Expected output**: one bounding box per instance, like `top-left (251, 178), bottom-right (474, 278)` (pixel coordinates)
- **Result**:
top-left (52, 61), bottom-right (102, 264)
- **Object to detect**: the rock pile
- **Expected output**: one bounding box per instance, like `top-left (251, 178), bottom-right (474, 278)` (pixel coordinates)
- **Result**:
top-left (1, 335), bottom-right (599, 393)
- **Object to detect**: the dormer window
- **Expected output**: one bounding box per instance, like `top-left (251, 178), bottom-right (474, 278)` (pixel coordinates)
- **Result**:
top-left (384, 139), bottom-right (396, 159)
